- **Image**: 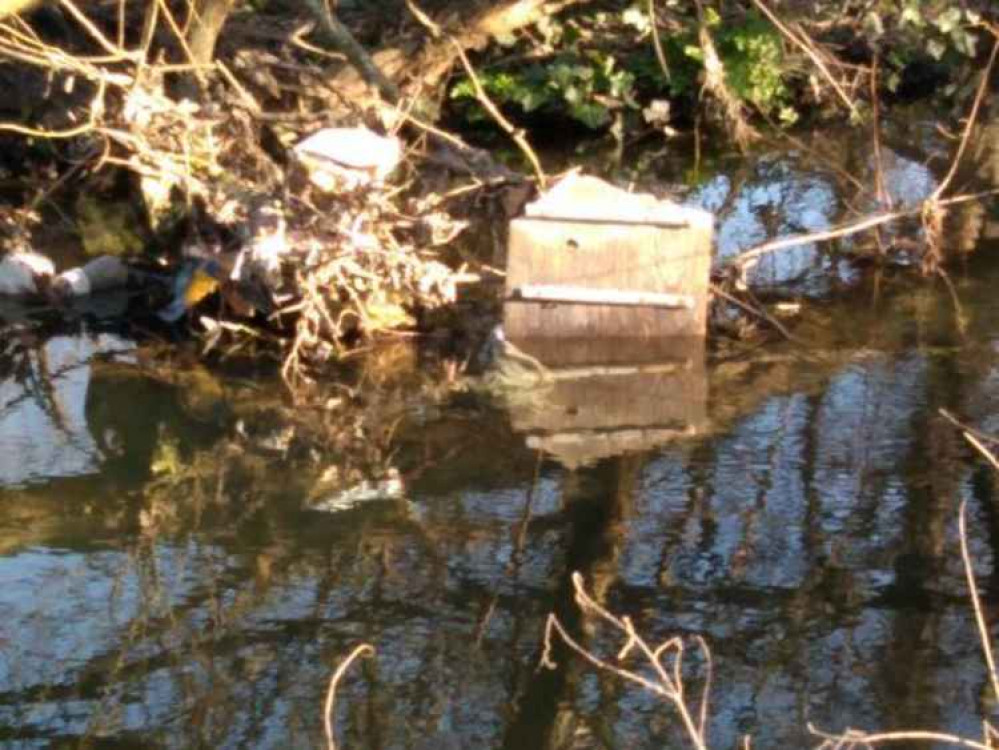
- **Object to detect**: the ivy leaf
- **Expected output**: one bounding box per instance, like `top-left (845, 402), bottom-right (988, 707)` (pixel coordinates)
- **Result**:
top-left (900, 4), bottom-right (923, 27)
top-left (925, 38), bottom-right (946, 60)
top-left (684, 44), bottom-right (704, 62)
top-left (570, 101), bottom-right (611, 129)
top-left (952, 30), bottom-right (978, 58)
top-left (621, 7), bottom-right (650, 33)
top-left (934, 7), bottom-right (962, 34)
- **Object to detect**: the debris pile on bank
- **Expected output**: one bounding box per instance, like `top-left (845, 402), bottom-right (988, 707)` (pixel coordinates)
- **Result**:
top-left (0, 1), bottom-right (524, 385)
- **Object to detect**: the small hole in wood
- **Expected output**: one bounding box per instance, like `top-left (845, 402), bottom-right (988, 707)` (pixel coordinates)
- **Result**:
top-left (566, 238), bottom-right (579, 251)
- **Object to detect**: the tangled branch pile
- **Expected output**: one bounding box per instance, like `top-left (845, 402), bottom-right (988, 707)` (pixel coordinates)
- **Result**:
top-left (0, 0), bottom-right (516, 384)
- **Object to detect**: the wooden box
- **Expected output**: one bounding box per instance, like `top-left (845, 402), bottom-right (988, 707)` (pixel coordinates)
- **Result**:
top-left (503, 173), bottom-right (714, 340)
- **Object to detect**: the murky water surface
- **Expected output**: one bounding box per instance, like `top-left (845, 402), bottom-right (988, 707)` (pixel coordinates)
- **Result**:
top-left (2, 120), bottom-right (998, 748)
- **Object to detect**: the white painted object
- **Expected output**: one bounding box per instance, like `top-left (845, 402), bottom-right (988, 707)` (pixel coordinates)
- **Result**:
top-left (0, 251), bottom-right (54, 296)
top-left (294, 127), bottom-right (402, 192)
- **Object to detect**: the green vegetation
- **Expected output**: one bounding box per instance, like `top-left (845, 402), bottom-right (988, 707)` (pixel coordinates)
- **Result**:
top-left (447, 1), bottom-right (992, 135)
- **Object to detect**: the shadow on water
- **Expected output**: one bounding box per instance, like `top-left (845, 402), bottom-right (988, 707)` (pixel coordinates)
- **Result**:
top-left (1, 113), bottom-right (999, 748)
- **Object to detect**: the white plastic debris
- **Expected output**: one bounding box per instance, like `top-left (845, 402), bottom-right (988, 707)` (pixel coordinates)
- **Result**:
top-left (231, 201), bottom-right (287, 292)
top-left (52, 255), bottom-right (129, 298)
top-left (294, 126), bottom-right (402, 192)
top-left (0, 251), bottom-right (54, 296)
top-left (55, 267), bottom-right (91, 296)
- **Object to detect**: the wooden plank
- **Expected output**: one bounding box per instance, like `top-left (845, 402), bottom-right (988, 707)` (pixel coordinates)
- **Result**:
top-left (503, 173), bottom-right (713, 340)
top-left (509, 284), bottom-right (695, 309)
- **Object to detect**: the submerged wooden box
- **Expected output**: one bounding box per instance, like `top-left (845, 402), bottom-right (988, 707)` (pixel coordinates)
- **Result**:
top-left (504, 173), bottom-right (714, 339)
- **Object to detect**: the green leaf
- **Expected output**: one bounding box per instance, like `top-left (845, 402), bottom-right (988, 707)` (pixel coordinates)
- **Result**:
top-left (570, 101), bottom-right (611, 128)
top-left (925, 38), bottom-right (946, 60)
top-left (621, 7), bottom-right (650, 33)
top-left (953, 30), bottom-right (978, 57)
top-left (684, 44), bottom-right (704, 62)
top-left (900, 6), bottom-right (921, 27)
top-left (778, 105), bottom-right (799, 125)
top-left (934, 7), bottom-right (962, 34)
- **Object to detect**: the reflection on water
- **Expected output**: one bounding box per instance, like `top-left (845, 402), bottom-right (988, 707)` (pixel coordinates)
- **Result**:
top-left (2, 124), bottom-right (999, 748)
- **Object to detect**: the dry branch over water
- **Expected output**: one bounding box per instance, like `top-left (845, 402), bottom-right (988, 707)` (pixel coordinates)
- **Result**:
top-left (532, 423), bottom-right (999, 750)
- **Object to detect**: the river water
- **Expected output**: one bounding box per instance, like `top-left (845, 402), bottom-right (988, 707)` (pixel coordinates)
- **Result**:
top-left (1, 120), bottom-right (999, 748)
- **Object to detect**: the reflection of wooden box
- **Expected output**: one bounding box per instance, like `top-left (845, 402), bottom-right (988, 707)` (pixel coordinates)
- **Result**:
top-left (505, 337), bottom-right (707, 468)
top-left (504, 174), bottom-right (713, 340)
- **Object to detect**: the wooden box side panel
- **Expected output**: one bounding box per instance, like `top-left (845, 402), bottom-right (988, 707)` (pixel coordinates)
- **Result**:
top-left (503, 218), bottom-right (712, 339)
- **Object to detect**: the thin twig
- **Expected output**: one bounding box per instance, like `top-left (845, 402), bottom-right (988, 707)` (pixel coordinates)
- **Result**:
top-left (809, 723), bottom-right (993, 749)
top-left (58, 0), bottom-right (135, 60)
top-left (449, 43), bottom-right (546, 185)
top-left (869, 52), bottom-right (891, 255)
top-left (958, 499), bottom-right (999, 706)
top-left (751, 0), bottom-right (860, 119)
top-left (323, 643), bottom-right (375, 750)
top-left (543, 572), bottom-right (708, 750)
top-left (929, 35), bottom-right (999, 202)
top-left (695, 634), bottom-right (712, 743)
top-left (729, 208), bottom-right (913, 272)
top-left (965, 431), bottom-right (999, 474)
top-left (647, 0), bottom-right (670, 82)
top-left (710, 283), bottom-right (802, 344)
top-left (939, 410), bottom-right (999, 448)
top-left (153, 0), bottom-right (209, 88)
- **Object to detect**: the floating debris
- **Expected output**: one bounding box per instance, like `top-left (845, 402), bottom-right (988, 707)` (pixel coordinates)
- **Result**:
top-left (0, 251), bottom-right (54, 297)
top-left (293, 126), bottom-right (402, 192)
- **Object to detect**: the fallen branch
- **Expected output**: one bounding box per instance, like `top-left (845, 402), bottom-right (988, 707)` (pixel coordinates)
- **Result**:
top-left (406, 0), bottom-right (547, 187)
top-left (694, 0), bottom-right (757, 149)
top-left (728, 207), bottom-right (913, 274)
top-left (726, 187), bottom-right (999, 277)
top-left (304, 0), bottom-right (400, 104)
